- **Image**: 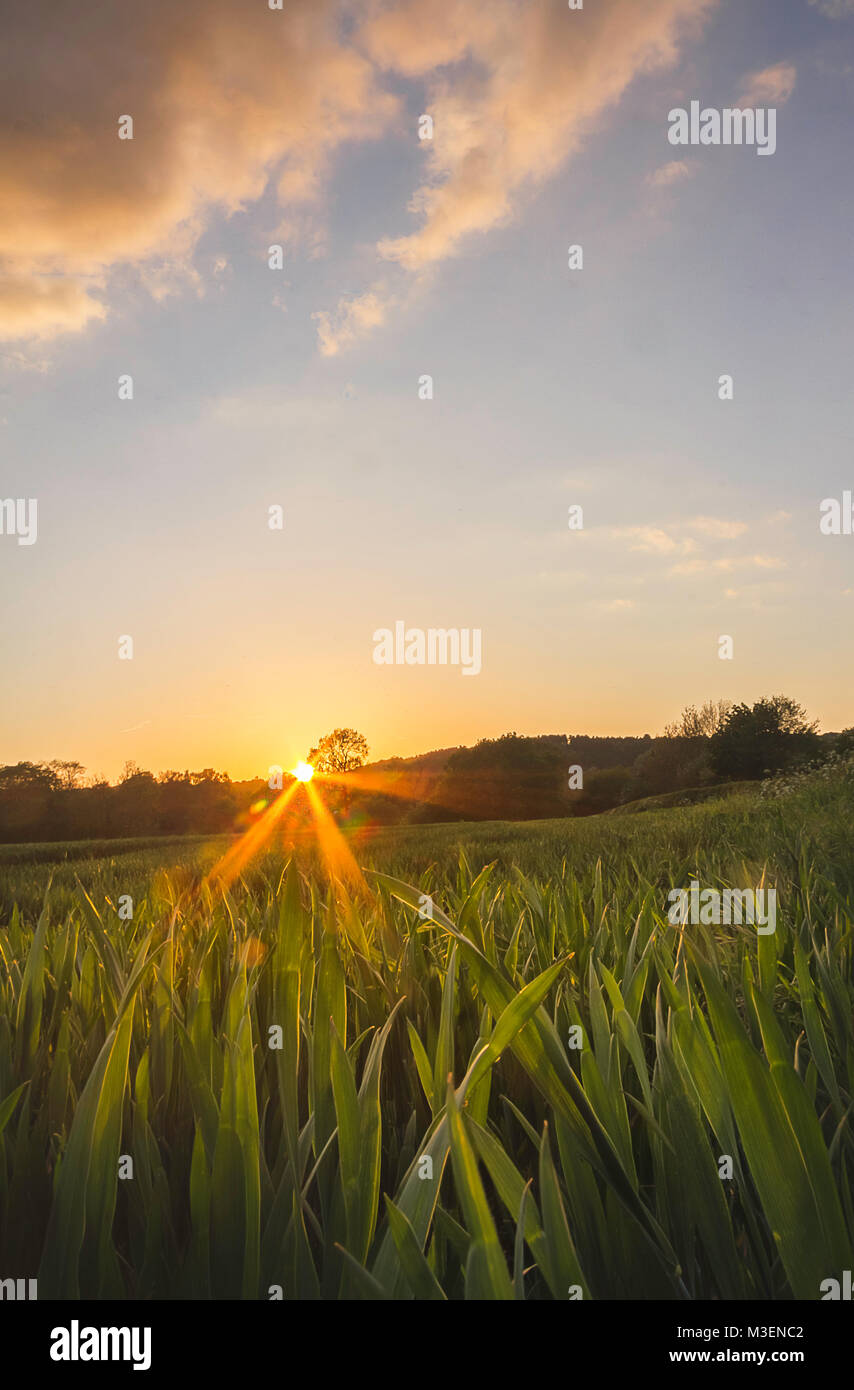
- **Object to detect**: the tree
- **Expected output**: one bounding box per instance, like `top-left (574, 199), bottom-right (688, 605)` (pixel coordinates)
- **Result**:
top-left (434, 734), bottom-right (571, 820)
top-left (763, 694), bottom-right (819, 735)
top-left (709, 696), bottom-right (820, 780)
top-left (664, 699), bottom-right (731, 739)
top-left (189, 769), bottom-right (237, 832)
top-left (0, 761), bottom-right (60, 791)
top-left (306, 729), bottom-right (369, 822)
top-left (157, 770), bottom-right (193, 835)
top-left (570, 766), bottom-right (631, 815)
top-left (308, 728), bottom-right (369, 775)
top-left (113, 766), bottom-right (159, 836)
top-left (47, 759), bottom-right (86, 788)
top-left (622, 737), bottom-right (712, 803)
top-left (0, 762), bottom-right (60, 841)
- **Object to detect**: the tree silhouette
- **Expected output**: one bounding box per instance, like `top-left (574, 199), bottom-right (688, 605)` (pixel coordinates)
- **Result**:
top-left (710, 696), bottom-right (819, 779)
top-left (307, 729), bottom-right (369, 820)
top-left (308, 728), bottom-right (369, 775)
top-left (663, 699), bottom-right (731, 738)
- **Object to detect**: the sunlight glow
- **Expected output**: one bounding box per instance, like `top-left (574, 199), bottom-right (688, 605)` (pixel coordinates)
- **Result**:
top-left (207, 780), bottom-right (299, 890)
top-left (305, 778), bottom-right (369, 896)
top-left (205, 757), bottom-right (370, 906)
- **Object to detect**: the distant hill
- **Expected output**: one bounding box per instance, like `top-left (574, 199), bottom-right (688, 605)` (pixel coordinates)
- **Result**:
top-left (361, 746), bottom-right (461, 775)
top-left (335, 733), bottom-right (659, 824)
top-left (1, 719), bottom-right (845, 845)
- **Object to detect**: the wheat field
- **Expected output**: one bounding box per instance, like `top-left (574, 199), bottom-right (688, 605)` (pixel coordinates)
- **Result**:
top-left (1, 762), bottom-right (853, 1300)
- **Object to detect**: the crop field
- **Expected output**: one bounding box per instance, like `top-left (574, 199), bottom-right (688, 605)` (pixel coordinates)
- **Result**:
top-left (1, 762), bottom-right (853, 1300)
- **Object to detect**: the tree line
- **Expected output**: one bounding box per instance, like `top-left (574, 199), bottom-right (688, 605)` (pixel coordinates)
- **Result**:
top-left (0, 762), bottom-right (240, 844)
top-left (0, 699), bottom-right (848, 843)
top-left (389, 697), bottom-right (848, 823)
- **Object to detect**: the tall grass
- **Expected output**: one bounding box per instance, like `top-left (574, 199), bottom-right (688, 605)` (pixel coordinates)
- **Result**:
top-left (0, 772), bottom-right (852, 1299)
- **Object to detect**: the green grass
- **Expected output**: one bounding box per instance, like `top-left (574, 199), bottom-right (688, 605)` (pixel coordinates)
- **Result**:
top-left (0, 832), bottom-right (232, 868)
top-left (1, 766), bottom-right (853, 1300)
top-left (605, 780), bottom-right (755, 815)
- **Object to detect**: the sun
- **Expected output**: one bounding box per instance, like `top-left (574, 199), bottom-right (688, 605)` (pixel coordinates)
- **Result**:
top-left (292, 760), bottom-right (315, 782)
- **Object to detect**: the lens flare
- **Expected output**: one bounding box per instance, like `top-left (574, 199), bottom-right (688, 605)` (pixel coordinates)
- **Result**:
top-left (292, 760), bottom-right (315, 782)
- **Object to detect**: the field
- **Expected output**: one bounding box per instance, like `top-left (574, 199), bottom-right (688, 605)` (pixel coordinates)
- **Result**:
top-left (1, 761), bottom-right (853, 1300)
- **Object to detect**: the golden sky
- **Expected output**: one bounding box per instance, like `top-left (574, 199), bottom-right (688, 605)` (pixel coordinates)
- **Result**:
top-left (2, 0), bottom-right (853, 779)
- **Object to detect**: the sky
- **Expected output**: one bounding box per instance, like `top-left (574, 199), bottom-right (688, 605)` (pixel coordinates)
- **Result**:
top-left (2, 0), bottom-right (854, 782)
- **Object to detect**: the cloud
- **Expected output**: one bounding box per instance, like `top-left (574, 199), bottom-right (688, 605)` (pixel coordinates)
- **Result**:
top-left (608, 519), bottom-right (785, 583)
top-left (737, 62), bottom-right (797, 107)
top-left (687, 516), bottom-right (748, 539)
top-left (313, 285), bottom-right (396, 357)
top-left (666, 558), bottom-right (705, 576)
top-left (669, 553), bottom-right (787, 577)
top-left (714, 554), bottom-right (787, 572)
top-left (647, 159), bottom-right (697, 187)
top-left (309, 0), bottom-right (717, 348)
top-left (0, 276), bottom-right (106, 341)
top-left (0, 347), bottom-right (52, 373)
top-left (808, 0), bottom-right (854, 16)
top-left (747, 554), bottom-right (787, 570)
top-left (612, 525), bottom-right (697, 555)
top-left (364, 0), bottom-right (716, 277)
top-left (0, 0), bottom-right (398, 342)
top-left (2, 0), bottom-right (718, 350)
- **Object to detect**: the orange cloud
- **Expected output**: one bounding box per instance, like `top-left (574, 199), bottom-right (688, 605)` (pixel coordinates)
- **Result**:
top-left (688, 516), bottom-right (748, 539)
top-left (612, 525), bottom-right (698, 556)
top-left (313, 285), bottom-right (396, 357)
top-left (2, 0), bottom-right (719, 351)
top-left (0, 276), bottom-right (107, 341)
top-left (0, 0), bottom-right (397, 343)
top-left (364, 0), bottom-right (718, 275)
top-left (737, 62), bottom-right (797, 107)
